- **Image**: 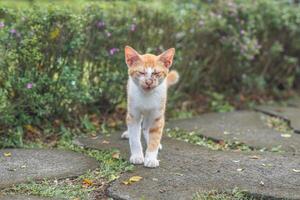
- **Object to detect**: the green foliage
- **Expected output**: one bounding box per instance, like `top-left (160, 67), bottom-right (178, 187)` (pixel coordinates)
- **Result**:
top-left (207, 92), bottom-right (234, 113)
top-left (1, 0), bottom-right (300, 142)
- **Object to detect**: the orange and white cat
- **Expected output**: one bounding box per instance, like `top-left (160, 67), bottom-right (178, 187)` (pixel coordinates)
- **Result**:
top-left (121, 46), bottom-right (179, 168)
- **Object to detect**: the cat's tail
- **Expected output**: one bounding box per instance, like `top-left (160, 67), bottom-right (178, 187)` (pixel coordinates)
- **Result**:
top-left (167, 70), bottom-right (179, 87)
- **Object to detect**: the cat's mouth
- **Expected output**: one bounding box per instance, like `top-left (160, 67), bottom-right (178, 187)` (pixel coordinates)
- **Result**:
top-left (142, 86), bottom-right (154, 91)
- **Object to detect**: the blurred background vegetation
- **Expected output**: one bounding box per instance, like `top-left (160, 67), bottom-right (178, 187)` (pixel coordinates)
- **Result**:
top-left (0, 0), bottom-right (300, 147)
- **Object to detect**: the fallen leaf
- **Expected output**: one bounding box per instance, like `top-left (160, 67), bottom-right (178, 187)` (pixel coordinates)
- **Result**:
top-left (122, 180), bottom-right (130, 185)
top-left (3, 152), bottom-right (11, 157)
top-left (20, 165), bottom-right (26, 169)
top-left (108, 120), bottom-right (117, 128)
top-left (232, 160), bottom-right (240, 163)
top-left (292, 169), bottom-right (300, 173)
top-left (122, 176), bottom-right (143, 185)
top-left (112, 151), bottom-right (120, 159)
top-left (281, 134), bottom-right (291, 138)
top-left (102, 140), bottom-right (110, 144)
top-left (129, 176), bottom-right (143, 182)
top-left (82, 178), bottom-right (93, 187)
top-left (249, 155), bottom-right (260, 159)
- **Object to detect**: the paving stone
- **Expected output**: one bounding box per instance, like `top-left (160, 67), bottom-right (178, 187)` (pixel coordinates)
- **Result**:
top-left (167, 111), bottom-right (300, 154)
top-left (0, 149), bottom-right (98, 188)
top-left (74, 133), bottom-right (300, 200)
top-left (255, 105), bottom-right (300, 133)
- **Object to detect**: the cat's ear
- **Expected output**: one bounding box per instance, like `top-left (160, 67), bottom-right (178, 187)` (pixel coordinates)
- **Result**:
top-left (158, 48), bottom-right (175, 68)
top-left (125, 46), bottom-right (141, 67)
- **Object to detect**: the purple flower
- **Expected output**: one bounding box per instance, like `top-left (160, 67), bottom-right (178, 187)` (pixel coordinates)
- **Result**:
top-left (240, 29), bottom-right (245, 35)
top-left (0, 22), bottom-right (4, 28)
top-left (130, 24), bottom-right (137, 32)
top-left (96, 21), bottom-right (105, 29)
top-left (109, 48), bottom-right (119, 56)
top-left (10, 29), bottom-right (17, 34)
top-left (106, 31), bottom-right (111, 37)
top-left (26, 83), bottom-right (33, 89)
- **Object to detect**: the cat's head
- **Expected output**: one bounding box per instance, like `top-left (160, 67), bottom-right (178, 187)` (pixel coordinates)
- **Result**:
top-left (124, 46), bottom-right (175, 92)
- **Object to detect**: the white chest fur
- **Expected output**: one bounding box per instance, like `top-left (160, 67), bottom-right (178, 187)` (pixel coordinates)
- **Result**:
top-left (128, 77), bottom-right (167, 113)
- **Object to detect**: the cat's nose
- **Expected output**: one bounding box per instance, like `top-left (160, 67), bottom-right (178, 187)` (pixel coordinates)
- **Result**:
top-left (145, 79), bottom-right (153, 85)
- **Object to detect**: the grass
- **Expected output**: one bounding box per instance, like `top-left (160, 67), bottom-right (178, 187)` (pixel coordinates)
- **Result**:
top-left (166, 128), bottom-right (253, 152)
top-left (262, 115), bottom-right (293, 136)
top-left (193, 188), bottom-right (257, 200)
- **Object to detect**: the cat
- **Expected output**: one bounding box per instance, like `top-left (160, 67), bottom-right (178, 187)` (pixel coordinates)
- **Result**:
top-left (121, 46), bottom-right (179, 168)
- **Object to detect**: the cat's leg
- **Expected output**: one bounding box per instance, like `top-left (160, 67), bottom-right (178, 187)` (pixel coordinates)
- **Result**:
top-left (127, 112), bottom-right (144, 164)
top-left (142, 117), bottom-right (162, 150)
top-left (144, 115), bottom-right (164, 168)
top-left (142, 116), bottom-right (150, 145)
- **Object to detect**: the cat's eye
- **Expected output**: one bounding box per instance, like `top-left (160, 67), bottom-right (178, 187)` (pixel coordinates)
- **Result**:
top-left (138, 71), bottom-right (146, 75)
top-left (153, 72), bottom-right (160, 76)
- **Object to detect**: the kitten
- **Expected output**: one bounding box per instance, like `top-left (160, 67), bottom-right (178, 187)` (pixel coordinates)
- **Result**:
top-left (121, 46), bottom-right (179, 168)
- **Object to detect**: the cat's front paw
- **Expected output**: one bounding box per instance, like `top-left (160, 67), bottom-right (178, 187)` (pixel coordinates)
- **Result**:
top-left (130, 154), bottom-right (144, 164)
top-left (144, 157), bottom-right (159, 168)
top-left (144, 151), bottom-right (159, 168)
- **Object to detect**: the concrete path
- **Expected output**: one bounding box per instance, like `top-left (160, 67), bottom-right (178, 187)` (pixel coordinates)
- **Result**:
top-left (0, 149), bottom-right (98, 188)
top-left (75, 133), bottom-right (300, 200)
top-left (167, 111), bottom-right (300, 154)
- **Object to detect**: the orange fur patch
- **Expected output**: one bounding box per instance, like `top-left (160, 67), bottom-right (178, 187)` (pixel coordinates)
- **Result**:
top-left (148, 116), bottom-right (164, 152)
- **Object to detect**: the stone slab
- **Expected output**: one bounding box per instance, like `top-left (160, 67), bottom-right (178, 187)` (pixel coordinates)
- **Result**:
top-left (74, 133), bottom-right (300, 200)
top-left (0, 149), bottom-right (98, 188)
top-left (167, 111), bottom-right (300, 154)
top-left (0, 195), bottom-right (61, 200)
top-left (255, 105), bottom-right (300, 133)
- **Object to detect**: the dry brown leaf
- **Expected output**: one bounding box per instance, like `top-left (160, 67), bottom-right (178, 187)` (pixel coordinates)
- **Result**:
top-left (249, 155), bottom-right (260, 159)
top-left (102, 140), bottom-right (110, 144)
top-left (112, 152), bottom-right (120, 159)
top-left (82, 178), bottom-right (93, 187)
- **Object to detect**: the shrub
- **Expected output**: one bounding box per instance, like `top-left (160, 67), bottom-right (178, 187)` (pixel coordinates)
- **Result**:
top-left (0, 0), bottom-right (300, 146)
